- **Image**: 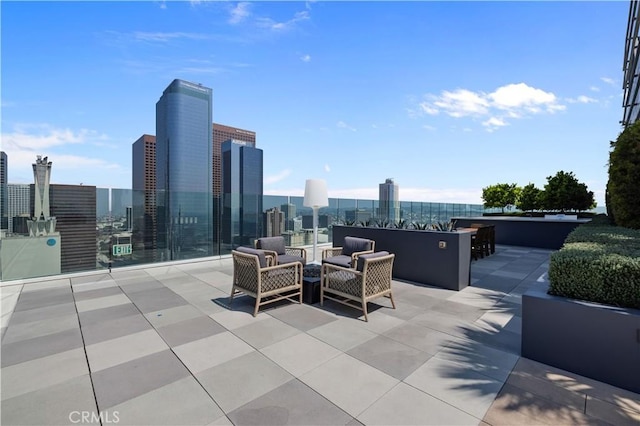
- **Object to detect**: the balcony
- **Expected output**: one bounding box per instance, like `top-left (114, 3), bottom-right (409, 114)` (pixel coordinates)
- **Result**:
top-left (1, 244), bottom-right (638, 425)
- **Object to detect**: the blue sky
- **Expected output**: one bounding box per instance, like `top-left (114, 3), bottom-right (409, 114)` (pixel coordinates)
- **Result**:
top-left (1, 1), bottom-right (628, 206)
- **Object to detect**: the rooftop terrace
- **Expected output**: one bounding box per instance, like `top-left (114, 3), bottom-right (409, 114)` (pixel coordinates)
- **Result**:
top-left (1, 245), bottom-right (639, 425)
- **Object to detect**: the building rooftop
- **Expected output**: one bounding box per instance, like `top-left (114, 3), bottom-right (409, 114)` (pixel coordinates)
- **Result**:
top-left (1, 245), bottom-right (639, 425)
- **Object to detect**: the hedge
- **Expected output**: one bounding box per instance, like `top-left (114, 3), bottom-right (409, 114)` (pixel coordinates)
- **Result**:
top-left (548, 223), bottom-right (640, 309)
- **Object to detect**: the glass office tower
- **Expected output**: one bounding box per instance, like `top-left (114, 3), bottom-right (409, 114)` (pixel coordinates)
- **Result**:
top-left (1, 151), bottom-right (8, 230)
top-left (221, 139), bottom-right (263, 250)
top-left (156, 79), bottom-right (213, 260)
top-left (379, 178), bottom-right (400, 222)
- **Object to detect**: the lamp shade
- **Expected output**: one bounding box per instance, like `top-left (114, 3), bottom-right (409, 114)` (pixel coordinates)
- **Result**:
top-left (303, 179), bottom-right (329, 208)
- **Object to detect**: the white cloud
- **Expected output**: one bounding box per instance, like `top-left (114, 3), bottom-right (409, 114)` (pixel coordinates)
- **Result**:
top-left (337, 121), bottom-right (356, 131)
top-left (566, 95), bottom-right (597, 104)
top-left (228, 2), bottom-right (251, 24)
top-left (601, 77), bottom-right (616, 86)
top-left (415, 82), bottom-right (565, 132)
top-left (300, 54), bottom-right (311, 62)
top-left (257, 10), bottom-right (309, 32)
top-left (324, 164), bottom-right (331, 172)
top-left (429, 89), bottom-right (489, 117)
top-left (590, 86), bottom-right (600, 92)
top-left (133, 31), bottom-right (209, 43)
top-left (489, 83), bottom-right (560, 112)
top-left (2, 124), bottom-right (105, 151)
top-left (264, 169), bottom-right (292, 185)
top-left (422, 125), bottom-right (436, 131)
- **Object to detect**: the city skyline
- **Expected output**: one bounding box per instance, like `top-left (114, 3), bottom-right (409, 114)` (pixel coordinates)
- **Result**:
top-left (1, 1), bottom-right (627, 206)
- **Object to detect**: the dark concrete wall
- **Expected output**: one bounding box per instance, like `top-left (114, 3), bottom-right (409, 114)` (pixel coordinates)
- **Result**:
top-left (522, 288), bottom-right (640, 394)
top-left (332, 225), bottom-right (471, 291)
top-left (452, 216), bottom-right (589, 250)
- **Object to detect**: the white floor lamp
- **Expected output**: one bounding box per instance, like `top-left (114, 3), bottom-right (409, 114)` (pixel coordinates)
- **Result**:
top-left (303, 179), bottom-right (328, 265)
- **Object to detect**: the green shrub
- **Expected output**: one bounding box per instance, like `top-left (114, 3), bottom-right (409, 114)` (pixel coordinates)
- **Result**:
top-left (608, 121), bottom-right (640, 229)
top-left (549, 225), bottom-right (640, 309)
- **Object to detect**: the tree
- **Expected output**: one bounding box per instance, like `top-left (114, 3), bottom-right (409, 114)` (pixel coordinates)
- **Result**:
top-left (482, 183), bottom-right (520, 213)
top-left (608, 122), bottom-right (640, 229)
top-left (542, 171), bottom-right (595, 212)
top-left (516, 183), bottom-right (542, 212)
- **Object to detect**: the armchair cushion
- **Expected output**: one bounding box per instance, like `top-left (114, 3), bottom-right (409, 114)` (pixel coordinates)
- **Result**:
top-left (278, 254), bottom-right (306, 266)
top-left (236, 246), bottom-right (268, 268)
top-left (256, 237), bottom-right (286, 255)
top-left (343, 237), bottom-right (373, 256)
top-left (322, 255), bottom-right (352, 268)
top-left (356, 251), bottom-right (390, 272)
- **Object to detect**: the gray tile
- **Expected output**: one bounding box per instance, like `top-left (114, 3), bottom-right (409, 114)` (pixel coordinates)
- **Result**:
top-left (106, 376), bottom-right (223, 426)
top-left (2, 313), bottom-right (78, 344)
top-left (157, 315), bottom-right (226, 347)
top-left (71, 273), bottom-right (113, 285)
top-left (1, 348), bottom-right (89, 401)
top-left (307, 319), bottom-right (377, 352)
top-left (8, 302), bottom-right (77, 325)
top-left (86, 328), bottom-right (169, 372)
top-left (197, 351), bottom-right (293, 413)
top-left (357, 382), bottom-right (479, 425)
top-left (118, 276), bottom-right (166, 294)
top-left (300, 353), bottom-right (398, 417)
top-left (473, 274), bottom-right (522, 293)
top-left (585, 395), bottom-right (640, 426)
top-left (13, 290), bottom-right (74, 312)
top-left (72, 285), bottom-right (124, 301)
top-left (1, 327), bottom-right (83, 367)
top-left (1, 374), bottom-right (97, 426)
top-left (173, 331), bottom-right (255, 374)
top-left (436, 339), bottom-right (519, 383)
top-left (405, 356), bottom-right (504, 419)
top-left (228, 379), bottom-right (354, 426)
top-left (429, 299), bottom-right (487, 321)
top-left (81, 313), bottom-right (152, 345)
top-left (75, 293), bottom-right (132, 313)
top-left (125, 287), bottom-right (189, 313)
top-left (267, 303), bottom-right (338, 331)
top-left (261, 333), bottom-right (342, 377)
top-left (462, 323), bottom-right (521, 355)
top-left (144, 304), bottom-right (205, 328)
top-left (232, 316), bottom-right (301, 349)
top-left (347, 335), bottom-right (433, 380)
top-left (78, 302), bottom-right (140, 327)
top-left (92, 349), bottom-right (190, 409)
top-left (383, 322), bottom-right (466, 354)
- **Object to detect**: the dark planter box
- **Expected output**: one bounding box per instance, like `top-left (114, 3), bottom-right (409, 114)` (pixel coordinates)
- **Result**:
top-left (332, 225), bottom-right (471, 291)
top-left (522, 288), bottom-right (640, 394)
top-left (452, 216), bottom-right (590, 250)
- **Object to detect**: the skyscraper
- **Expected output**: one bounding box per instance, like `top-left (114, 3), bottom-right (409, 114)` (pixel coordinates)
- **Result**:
top-left (8, 183), bottom-right (30, 234)
top-left (96, 188), bottom-right (110, 218)
top-left (48, 184), bottom-right (96, 273)
top-left (212, 124), bottom-right (256, 251)
top-left (379, 178), bottom-right (400, 222)
top-left (156, 79), bottom-right (213, 260)
top-left (132, 134), bottom-right (156, 250)
top-left (265, 207), bottom-right (284, 237)
top-left (1, 151), bottom-right (8, 230)
top-left (222, 139), bottom-right (263, 248)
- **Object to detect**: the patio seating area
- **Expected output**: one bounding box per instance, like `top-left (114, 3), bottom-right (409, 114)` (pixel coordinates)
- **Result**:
top-left (1, 244), bottom-right (639, 425)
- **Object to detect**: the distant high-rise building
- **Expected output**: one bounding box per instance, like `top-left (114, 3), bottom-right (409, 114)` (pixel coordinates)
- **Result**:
top-left (623, 1), bottom-right (640, 126)
top-left (281, 202), bottom-right (296, 232)
top-left (156, 79), bottom-right (213, 260)
top-left (47, 184), bottom-right (96, 273)
top-left (28, 155), bottom-right (56, 236)
top-left (212, 123), bottom-right (256, 249)
top-left (222, 139), bottom-right (263, 248)
top-left (96, 188), bottom-right (110, 218)
top-left (1, 151), bottom-right (8, 230)
top-left (8, 183), bottom-right (30, 234)
top-left (265, 207), bottom-right (284, 237)
top-left (132, 134), bottom-right (156, 250)
top-left (111, 188), bottom-right (132, 218)
top-left (379, 178), bottom-right (400, 222)
top-left (345, 209), bottom-right (371, 224)
top-left (213, 123), bottom-right (256, 197)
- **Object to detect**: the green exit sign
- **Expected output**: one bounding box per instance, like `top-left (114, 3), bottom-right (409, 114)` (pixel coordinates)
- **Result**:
top-left (112, 244), bottom-right (132, 256)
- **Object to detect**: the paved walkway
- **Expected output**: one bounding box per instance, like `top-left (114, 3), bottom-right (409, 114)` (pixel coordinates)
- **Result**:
top-left (1, 245), bottom-right (639, 425)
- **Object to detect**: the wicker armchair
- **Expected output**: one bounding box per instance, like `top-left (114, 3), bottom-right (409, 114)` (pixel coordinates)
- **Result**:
top-left (321, 251), bottom-right (395, 321)
top-left (322, 236), bottom-right (375, 269)
top-left (255, 236), bottom-right (307, 266)
top-left (231, 248), bottom-right (303, 317)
